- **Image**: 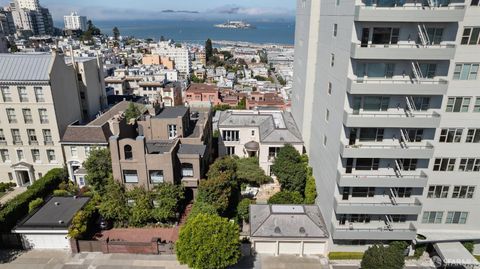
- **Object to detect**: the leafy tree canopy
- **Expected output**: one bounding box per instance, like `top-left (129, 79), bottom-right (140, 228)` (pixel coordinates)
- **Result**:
top-left (197, 174), bottom-right (234, 215)
top-left (83, 148), bottom-right (112, 194)
top-left (267, 191), bottom-right (304, 205)
top-left (361, 243), bottom-right (405, 269)
top-left (271, 144), bottom-right (307, 194)
top-left (150, 183), bottom-right (185, 223)
top-left (98, 178), bottom-right (129, 222)
top-left (235, 157), bottom-right (272, 186)
top-left (188, 201), bottom-right (218, 221)
top-left (206, 157), bottom-right (237, 181)
top-left (304, 166), bottom-right (317, 204)
top-left (127, 187), bottom-right (153, 227)
top-left (237, 198), bottom-right (254, 223)
top-left (124, 102), bottom-right (142, 121)
top-left (176, 213), bottom-right (241, 269)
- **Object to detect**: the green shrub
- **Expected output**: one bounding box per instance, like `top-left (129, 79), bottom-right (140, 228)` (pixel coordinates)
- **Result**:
top-left (267, 190), bottom-right (304, 204)
top-left (68, 197), bottom-right (98, 239)
top-left (0, 182), bottom-right (15, 193)
top-left (53, 189), bottom-right (70, 196)
top-left (463, 241), bottom-right (475, 253)
top-left (414, 245), bottom-right (426, 259)
top-left (28, 198), bottom-right (43, 213)
top-left (328, 252), bottom-right (364, 260)
top-left (188, 201), bottom-right (218, 221)
top-left (0, 168), bottom-right (66, 233)
top-left (237, 198), bottom-right (254, 223)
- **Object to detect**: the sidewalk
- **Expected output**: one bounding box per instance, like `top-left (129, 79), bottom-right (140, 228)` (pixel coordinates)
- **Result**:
top-left (0, 187), bottom-right (26, 205)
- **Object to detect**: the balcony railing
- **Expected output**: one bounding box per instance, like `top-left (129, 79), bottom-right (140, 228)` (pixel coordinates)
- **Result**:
top-left (339, 172), bottom-right (428, 180)
top-left (354, 42), bottom-right (456, 49)
top-left (344, 143), bottom-right (434, 150)
top-left (335, 199), bottom-right (422, 207)
top-left (349, 112), bottom-right (440, 118)
top-left (353, 78), bottom-right (448, 85)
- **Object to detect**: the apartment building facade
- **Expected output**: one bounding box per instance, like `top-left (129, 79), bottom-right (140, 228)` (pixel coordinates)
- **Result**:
top-left (0, 53), bottom-right (83, 186)
top-left (293, 0), bottom-right (480, 250)
top-left (63, 12), bottom-right (87, 31)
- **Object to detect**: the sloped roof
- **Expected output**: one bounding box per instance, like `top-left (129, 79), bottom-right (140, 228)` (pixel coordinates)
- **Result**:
top-left (61, 124), bottom-right (113, 144)
top-left (0, 53), bottom-right (54, 81)
top-left (250, 204), bottom-right (328, 238)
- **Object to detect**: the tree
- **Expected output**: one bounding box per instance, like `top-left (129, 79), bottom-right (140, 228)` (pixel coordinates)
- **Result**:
top-left (206, 157), bottom-right (237, 180)
top-left (267, 191), bottom-right (304, 204)
top-left (235, 157), bottom-right (272, 186)
top-left (271, 144), bottom-right (307, 194)
top-left (235, 97), bottom-right (246, 110)
top-left (205, 38), bottom-right (213, 63)
top-left (98, 179), bottom-right (129, 222)
top-left (212, 104), bottom-right (231, 113)
top-left (112, 26), bottom-right (120, 40)
top-left (361, 244), bottom-right (405, 269)
top-left (150, 183), bottom-right (185, 223)
top-left (237, 198), bottom-right (253, 223)
top-left (176, 214), bottom-right (241, 269)
top-left (188, 201), bottom-right (218, 221)
top-left (127, 187), bottom-right (153, 227)
top-left (197, 174), bottom-right (234, 215)
top-left (83, 148), bottom-right (112, 194)
top-left (304, 167), bottom-right (317, 204)
top-left (124, 102), bottom-right (141, 121)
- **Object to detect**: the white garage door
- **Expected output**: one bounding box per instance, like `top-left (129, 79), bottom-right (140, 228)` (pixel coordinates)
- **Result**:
top-left (278, 241), bottom-right (301, 255)
top-left (255, 241), bottom-right (276, 255)
top-left (23, 234), bottom-right (69, 249)
top-left (303, 242), bottom-right (326, 256)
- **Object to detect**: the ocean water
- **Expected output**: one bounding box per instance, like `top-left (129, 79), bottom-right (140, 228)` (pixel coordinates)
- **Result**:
top-left (93, 20), bottom-right (296, 45)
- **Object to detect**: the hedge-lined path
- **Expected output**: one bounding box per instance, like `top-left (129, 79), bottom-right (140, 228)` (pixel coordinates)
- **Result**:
top-left (0, 187), bottom-right (26, 205)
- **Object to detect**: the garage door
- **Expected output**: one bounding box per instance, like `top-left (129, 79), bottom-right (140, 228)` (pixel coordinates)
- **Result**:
top-left (303, 242), bottom-right (326, 256)
top-left (255, 241), bottom-right (276, 255)
top-left (278, 241), bottom-right (301, 255)
top-left (23, 234), bottom-right (69, 249)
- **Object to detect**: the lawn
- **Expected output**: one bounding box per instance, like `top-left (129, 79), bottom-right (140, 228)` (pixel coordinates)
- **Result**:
top-left (328, 252), bottom-right (364, 260)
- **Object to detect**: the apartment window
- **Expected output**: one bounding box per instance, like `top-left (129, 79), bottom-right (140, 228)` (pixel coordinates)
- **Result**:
top-left (452, 186), bottom-right (475, 199)
top-left (6, 108), bottom-right (16, 123)
top-left (222, 130), bottom-right (240, 141)
top-left (11, 129), bottom-right (22, 145)
top-left (474, 98), bottom-right (480, 112)
top-left (363, 96), bottom-right (389, 111)
top-left (413, 97), bottom-right (430, 111)
top-left (46, 150), bottom-right (56, 163)
top-left (330, 53), bottom-right (335, 67)
top-left (70, 146), bottom-right (78, 158)
top-left (439, 128), bottom-right (463, 143)
top-left (27, 129), bottom-right (37, 145)
top-left (355, 158), bottom-right (379, 170)
top-left (42, 129), bottom-right (52, 144)
top-left (1, 87), bottom-right (12, 102)
top-left (0, 129), bottom-right (5, 143)
top-left (167, 124), bottom-right (177, 139)
top-left (0, 150), bottom-right (10, 162)
top-left (181, 163), bottom-right (194, 177)
top-left (328, 82), bottom-right (332, 95)
top-left (124, 145), bottom-right (133, 160)
top-left (458, 158), bottom-right (480, 172)
top-left (302, 0), bottom-right (307, 8)
top-left (226, 146), bottom-right (235, 156)
top-left (401, 159), bottom-right (418, 171)
top-left (31, 149), bottom-right (40, 162)
top-left (18, 87), bottom-right (28, 102)
top-left (325, 109), bottom-right (330, 122)
top-left (407, 129), bottom-right (423, 142)
top-left (472, 0), bottom-right (480, 5)
top-left (149, 170), bottom-right (164, 184)
top-left (419, 63), bottom-right (437, 78)
top-left (422, 211), bottom-right (443, 224)
top-left (351, 187), bottom-right (375, 198)
top-left (268, 147), bottom-right (281, 159)
top-left (251, 130), bottom-right (255, 136)
top-left (446, 97), bottom-right (471, 112)
top-left (453, 64), bottom-right (479, 80)
top-left (123, 170), bottom-right (139, 183)
top-left (466, 129), bottom-right (480, 143)
top-left (445, 212), bottom-right (468, 224)
top-left (38, 109), bottom-right (48, 124)
top-left (356, 63), bottom-right (395, 78)
top-left (336, 0), bottom-right (340, 5)
top-left (427, 185), bottom-right (449, 198)
top-left (34, 87), bottom-right (45, 102)
top-left (84, 146), bottom-right (91, 157)
top-left (426, 28), bottom-right (444, 45)
top-left (461, 27), bottom-right (480, 45)
top-left (359, 128), bottom-right (384, 142)
top-left (433, 158), bottom-right (456, 171)
top-left (372, 27), bottom-right (400, 44)
top-left (394, 188), bottom-right (412, 198)
top-left (22, 109), bottom-right (33, 124)
top-left (333, 24), bottom-right (338, 37)
top-left (16, 150), bottom-right (24, 161)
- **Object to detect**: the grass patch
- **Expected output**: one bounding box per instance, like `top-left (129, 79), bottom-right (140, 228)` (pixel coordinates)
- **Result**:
top-left (328, 252), bottom-right (364, 260)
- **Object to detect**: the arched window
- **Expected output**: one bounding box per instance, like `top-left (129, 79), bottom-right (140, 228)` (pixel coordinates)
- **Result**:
top-left (124, 145), bottom-right (133, 160)
top-left (181, 163), bottom-right (194, 177)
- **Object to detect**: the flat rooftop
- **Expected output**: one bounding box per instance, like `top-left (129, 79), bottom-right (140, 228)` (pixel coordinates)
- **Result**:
top-left (14, 196), bottom-right (90, 231)
top-left (155, 106), bottom-right (188, 119)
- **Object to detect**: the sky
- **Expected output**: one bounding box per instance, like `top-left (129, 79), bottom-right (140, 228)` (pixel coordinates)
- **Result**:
top-left (0, 0), bottom-right (296, 21)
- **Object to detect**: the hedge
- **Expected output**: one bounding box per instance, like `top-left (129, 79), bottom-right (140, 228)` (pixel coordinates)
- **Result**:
top-left (68, 197), bottom-right (98, 239)
top-left (328, 252), bottom-right (364, 260)
top-left (0, 168), bottom-right (66, 233)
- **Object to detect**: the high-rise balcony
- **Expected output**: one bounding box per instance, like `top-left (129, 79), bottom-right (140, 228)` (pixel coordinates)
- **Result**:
top-left (336, 170), bottom-right (429, 188)
top-left (350, 42), bottom-right (456, 60)
top-left (334, 197), bottom-right (423, 215)
top-left (332, 222), bottom-right (417, 240)
top-left (343, 111), bottom-right (441, 128)
top-left (354, 3), bottom-right (466, 22)
top-left (347, 77), bottom-right (449, 95)
top-left (340, 141), bottom-right (434, 159)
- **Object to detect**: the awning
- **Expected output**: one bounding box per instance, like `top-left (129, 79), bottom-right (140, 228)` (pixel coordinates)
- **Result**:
top-left (433, 242), bottom-right (480, 267)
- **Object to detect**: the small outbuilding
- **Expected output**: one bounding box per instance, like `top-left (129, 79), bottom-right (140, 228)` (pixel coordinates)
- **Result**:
top-left (13, 196), bottom-right (90, 250)
top-left (249, 204), bottom-right (329, 256)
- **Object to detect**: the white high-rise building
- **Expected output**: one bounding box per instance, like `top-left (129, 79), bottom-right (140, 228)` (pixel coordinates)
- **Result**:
top-left (293, 0), bottom-right (480, 251)
top-left (10, 0), bottom-right (53, 36)
top-left (16, 0), bottom-right (39, 11)
top-left (151, 41), bottom-right (191, 78)
top-left (64, 12), bottom-right (87, 31)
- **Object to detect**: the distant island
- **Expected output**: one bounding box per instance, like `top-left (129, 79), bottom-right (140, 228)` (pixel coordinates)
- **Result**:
top-left (214, 21), bottom-right (255, 29)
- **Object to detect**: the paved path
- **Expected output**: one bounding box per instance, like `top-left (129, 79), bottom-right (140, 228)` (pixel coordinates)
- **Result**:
top-left (0, 187), bottom-right (26, 205)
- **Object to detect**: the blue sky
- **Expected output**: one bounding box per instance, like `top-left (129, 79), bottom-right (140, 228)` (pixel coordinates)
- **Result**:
top-left (0, 0), bottom-right (296, 21)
